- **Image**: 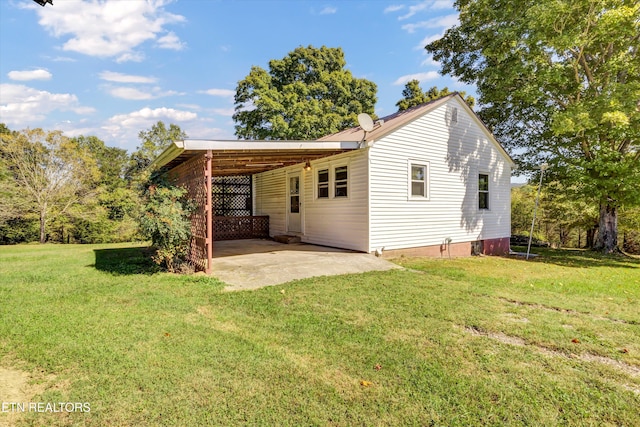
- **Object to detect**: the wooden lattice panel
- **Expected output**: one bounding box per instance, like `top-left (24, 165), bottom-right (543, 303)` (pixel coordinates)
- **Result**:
top-left (168, 153), bottom-right (208, 272)
top-left (213, 216), bottom-right (269, 241)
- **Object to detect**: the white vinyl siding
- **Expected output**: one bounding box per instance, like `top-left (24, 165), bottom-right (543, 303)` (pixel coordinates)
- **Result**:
top-left (368, 97), bottom-right (511, 252)
top-left (253, 169), bottom-right (286, 236)
top-left (254, 150), bottom-right (368, 252)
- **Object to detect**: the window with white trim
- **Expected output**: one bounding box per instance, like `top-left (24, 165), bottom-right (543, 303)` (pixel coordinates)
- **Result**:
top-left (479, 173), bottom-right (489, 209)
top-left (408, 161), bottom-right (429, 199)
top-left (334, 166), bottom-right (348, 197)
top-left (317, 169), bottom-right (329, 198)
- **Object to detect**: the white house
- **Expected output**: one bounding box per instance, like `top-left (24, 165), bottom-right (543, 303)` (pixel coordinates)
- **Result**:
top-left (153, 94), bottom-right (515, 272)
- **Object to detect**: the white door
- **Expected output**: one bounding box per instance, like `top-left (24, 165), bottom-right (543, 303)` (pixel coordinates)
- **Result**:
top-left (287, 173), bottom-right (302, 233)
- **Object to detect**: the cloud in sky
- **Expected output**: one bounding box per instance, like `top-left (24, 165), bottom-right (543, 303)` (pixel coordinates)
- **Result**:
top-left (107, 86), bottom-right (182, 100)
top-left (103, 106), bottom-right (199, 146)
top-left (33, 0), bottom-right (186, 62)
top-left (200, 88), bottom-right (235, 98)
top-left (0, 83), bottom-right (95, 125)
top-left (157, 31), bottom-right (185, 50)
top-left (384, 5), bottom-right (404, 13)
top-left (99, 71), bottom-right (157, 84)
top-left (108, 107), bottom-right (197, 128)
top-left (393, 71), bottom-right (440, 85)
top-left (401, 13), bottom-right (458, 33)
top-left (8, 69), bottom-right (52, 81)
top-left (320, 6), bottom-right (337, 15)
top-left (386, 0), bottom-right (455, 20)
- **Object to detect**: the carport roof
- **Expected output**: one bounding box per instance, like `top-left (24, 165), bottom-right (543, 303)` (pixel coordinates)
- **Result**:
top-left (152, 139), bottom-right (361, 176)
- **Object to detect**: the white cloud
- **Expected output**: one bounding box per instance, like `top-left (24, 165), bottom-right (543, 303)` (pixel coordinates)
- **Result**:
top-left (176, 103), bottom-right (201, 110)
top-left (401, 13), bottom-right (458, 33)
top-left (397, 0), bottom-right (455, 19)
top-left (431, 0), bottom-right (454, 10)
top-left (34, 0), bottom-right (186, 62)
top-left (157, 31), bottom-right (185, 50)
top-left (384, 5), bottom-right (405, 13)
top-left (108, 107), bottom-right (197, 128)
top-left (0, 83), bottom-right (95, 126)
top-left (398, 1), bottom-right (430, 20)
top-left (320, 6), bottom-right (337, 15)
top-left (107, 86), bottom-right (182, 100)
top-left (211, 108), bottom-right (235, 117)
top-left (200, 88), bottom-right (235, 98)
top-left (108, 87), bottom-right (155, 100)
top-left (104, 107), bottom-right (199, 149)
top-left (7, 69), bottom-right (52, 81)
top-left (393, 71), bottom-right (441, 85)
top-left (115, 52), bottom-right (146, 64)
top-left (99, 71), bottom-right (157, 84)
top-left (421, 56), bottom-right (440, 67)
top-left (417, 32), bottom-right (445, 49)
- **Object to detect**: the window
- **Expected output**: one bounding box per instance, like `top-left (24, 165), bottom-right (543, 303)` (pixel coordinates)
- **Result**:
top-left (317, 169), bottom-right (329, 198)
top-left (451, 107), bottom-right (458, 124)
top-left (410, 164), bottom-right (427, 197)
top-left (479, 173), bottom-right (489, 209)
top-left (334, 166), bottom-right (348, 197)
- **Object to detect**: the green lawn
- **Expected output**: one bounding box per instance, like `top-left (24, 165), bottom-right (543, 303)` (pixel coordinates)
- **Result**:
top-left (0, 243), bottom-right (638, 426)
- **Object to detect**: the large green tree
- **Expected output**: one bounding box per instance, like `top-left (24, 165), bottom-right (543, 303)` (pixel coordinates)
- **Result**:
top-left (233, 45), bottom-right (377, 140)
top-left (426, 0), bottom-right (640, 253)
top-left (396, 80), bottom-right (475, 111)
top-left (0, 128), bottom-right (99, 243)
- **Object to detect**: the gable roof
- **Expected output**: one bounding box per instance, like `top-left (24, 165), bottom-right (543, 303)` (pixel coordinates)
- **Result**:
top-left (151, 93), bottom-right (515, 174)
top-left (320, 93), bottom-right (516, 167)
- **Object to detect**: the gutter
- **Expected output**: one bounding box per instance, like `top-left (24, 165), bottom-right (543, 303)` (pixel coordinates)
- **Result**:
top-left (149, 140), bottom-right (185, 170)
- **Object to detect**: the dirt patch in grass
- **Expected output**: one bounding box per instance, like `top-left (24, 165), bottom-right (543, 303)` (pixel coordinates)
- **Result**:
top-left (0, 366), bottom-right (48, 427)
top-left (464, 326), bottom-right (640, 379)
top-left (496, 296), bottom-right (638, 325)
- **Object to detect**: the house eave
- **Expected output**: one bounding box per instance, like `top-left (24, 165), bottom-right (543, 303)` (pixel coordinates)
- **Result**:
top-left (150, 139), bottom-right (361, 176)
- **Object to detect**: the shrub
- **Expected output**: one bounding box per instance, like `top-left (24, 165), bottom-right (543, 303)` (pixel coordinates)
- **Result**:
top-left (139, 183), bottom-right (194, 272)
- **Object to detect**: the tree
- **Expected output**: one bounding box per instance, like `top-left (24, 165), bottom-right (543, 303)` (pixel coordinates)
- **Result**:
top-left (74, 135), bottom-right (129, 189)
top-left (0, 128), bottom-right (99, 243)
top-left (426, 0), bottom-right (640, 253)
top-left (233, 45), bottom-right (378, 140)
top-left (127, 121), bottom-right (187, 180)
top-left (396, 80), bottom-right (475, 111)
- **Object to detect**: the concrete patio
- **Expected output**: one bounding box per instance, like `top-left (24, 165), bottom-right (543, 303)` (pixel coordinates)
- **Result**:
top-left (210, 239), bottom-right (400, 291)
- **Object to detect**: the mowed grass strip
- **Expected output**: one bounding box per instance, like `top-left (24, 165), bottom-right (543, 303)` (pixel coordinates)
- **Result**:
top-left (0, 243), bottom-right (638, 426)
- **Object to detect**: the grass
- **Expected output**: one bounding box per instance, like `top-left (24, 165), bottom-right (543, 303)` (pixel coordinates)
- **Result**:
top-left (0, 243), bottom-right (638, 426)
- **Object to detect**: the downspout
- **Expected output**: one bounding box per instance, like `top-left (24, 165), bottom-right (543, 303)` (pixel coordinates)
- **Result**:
top-left (205, 150), bottom-right (213, 274)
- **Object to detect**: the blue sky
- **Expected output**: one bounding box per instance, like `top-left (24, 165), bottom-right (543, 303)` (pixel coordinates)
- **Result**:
top-left (0, 0), bottom-right (473, 153)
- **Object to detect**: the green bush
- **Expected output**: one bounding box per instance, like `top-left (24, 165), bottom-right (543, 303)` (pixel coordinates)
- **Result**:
top-left (139, 183), bottom-right (194, 272)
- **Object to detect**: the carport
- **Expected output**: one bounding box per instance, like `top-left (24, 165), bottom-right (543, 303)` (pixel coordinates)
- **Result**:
top-left (151, 139), bottom-right (360, 273)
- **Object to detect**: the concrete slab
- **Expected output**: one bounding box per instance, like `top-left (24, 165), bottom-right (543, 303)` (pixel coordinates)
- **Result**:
top-left (210, 239), bottom-right (400, 291)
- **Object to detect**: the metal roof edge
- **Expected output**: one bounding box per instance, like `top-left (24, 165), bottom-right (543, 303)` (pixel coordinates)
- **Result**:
top-left (149, 140), bottom-right (185, 170)
top-left (180, 139), bottom-right (360, 150)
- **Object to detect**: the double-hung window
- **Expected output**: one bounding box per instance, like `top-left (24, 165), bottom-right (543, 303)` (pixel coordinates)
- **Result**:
top-left (479, 173), bottom-right (489, 209)
top-left (409, 162), bottom-right (429, 199)
top-left (317, 169), bottom-right (329, 198)
top-left (334, 166), bottom-right (348, 197)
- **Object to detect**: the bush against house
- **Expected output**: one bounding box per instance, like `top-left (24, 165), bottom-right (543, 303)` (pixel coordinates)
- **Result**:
top-left (139, 180), bottom-right (194, 272)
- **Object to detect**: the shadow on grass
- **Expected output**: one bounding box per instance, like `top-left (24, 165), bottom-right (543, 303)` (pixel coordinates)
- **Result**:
top-left (93, 246), bottom-right (161, 275)
top-left (511, 246), bottom-right (640, 269)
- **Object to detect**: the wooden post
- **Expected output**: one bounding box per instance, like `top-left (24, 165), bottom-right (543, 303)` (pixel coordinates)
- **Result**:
top-left (205, 150), bottom-right (213, 274)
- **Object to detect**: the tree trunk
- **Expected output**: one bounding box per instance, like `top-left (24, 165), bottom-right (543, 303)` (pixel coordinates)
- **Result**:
top-left (39, 205), bottom-right (46, 244)
top-left (586, 226), bottom-right (597, 248)
top-left (594, 203), bottom-right (618, 253)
